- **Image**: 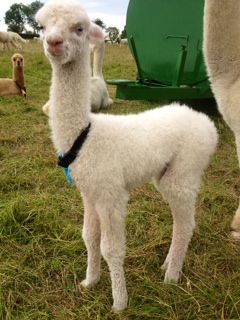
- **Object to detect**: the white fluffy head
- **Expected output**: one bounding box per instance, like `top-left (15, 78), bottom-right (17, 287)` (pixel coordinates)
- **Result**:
top-left (35, 0), bottom-right (104, 65)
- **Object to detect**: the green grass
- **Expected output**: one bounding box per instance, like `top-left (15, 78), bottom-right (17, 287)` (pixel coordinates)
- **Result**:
top-left (1, 42), bottom-right (240, 319)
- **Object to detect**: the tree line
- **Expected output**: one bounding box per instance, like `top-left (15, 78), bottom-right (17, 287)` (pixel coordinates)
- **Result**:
top-left (3, 2), bottom-right (127, 40)
top-left (4, 1), bottom-right (43, 34)
top-left (93, 18), bottom-right (127, 41)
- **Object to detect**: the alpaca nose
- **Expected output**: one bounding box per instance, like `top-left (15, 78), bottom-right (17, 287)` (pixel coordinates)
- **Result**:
top-left (47, 36), bottom-right (63, 47)
top-left (46, 34), bottom-right (64, 55)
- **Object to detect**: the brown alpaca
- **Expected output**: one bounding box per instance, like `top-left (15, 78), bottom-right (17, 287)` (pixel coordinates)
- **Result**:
top-left (0, 53), bottom-right (26, 97)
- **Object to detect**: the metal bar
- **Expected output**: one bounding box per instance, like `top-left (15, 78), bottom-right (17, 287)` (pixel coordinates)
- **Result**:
top-left (165, 34), bottom-right (189, 47)
top-left (114, 82), bottom-right (213, 101)
top-left (172, 45), bottom-right (188, 86)
top-left (129, 35), bottom-right (144, 83)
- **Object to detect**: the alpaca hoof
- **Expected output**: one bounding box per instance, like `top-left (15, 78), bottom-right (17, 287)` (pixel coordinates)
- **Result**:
top-left (230, 231), bottom-right (240, 240)
top-left (42, 103), bottom-right (49, 116)
top-left (164, 276), bottom-right (178, 284)
top-left (111, 302), bottom-right (127, 313)
top-left (80, 277), bottom-right (100, 288)
top-left (164, 270), bottom-right (179, 284)
top-left (231, 209), bottom-right (240, 231)
top-left (111, 306), bottom-right (125, 313)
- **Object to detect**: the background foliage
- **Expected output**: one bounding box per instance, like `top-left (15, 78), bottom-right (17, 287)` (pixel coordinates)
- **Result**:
top-left (4, 3), bottom-right (122, 38)
top-left (4, 1), bottom-right (43, 33)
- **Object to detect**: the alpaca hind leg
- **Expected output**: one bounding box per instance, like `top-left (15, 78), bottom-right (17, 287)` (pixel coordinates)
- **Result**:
top-left (161, 239), bottom-right (173, 271)
top-left (156, 174), bottom-right (196, 283)
top-left (164, 195), bottom-right (195, 283)
top-left (160, 196), bottom-right (194, 273)
top-left (81, 195), bottom-right (101, 288)
top-left (5, 42), bottom-right (10, 50)
top-left (96, 199), bottom-right (128, 312)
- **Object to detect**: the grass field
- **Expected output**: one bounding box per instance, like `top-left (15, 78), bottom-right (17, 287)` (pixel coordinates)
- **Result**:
top-left (1, 42), bottom-right (240, 320)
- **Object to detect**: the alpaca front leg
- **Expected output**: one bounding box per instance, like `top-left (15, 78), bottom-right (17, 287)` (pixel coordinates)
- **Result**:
top-left (231, 134), bottom-right (240, 239)
top-left (164, 201), bottom-right (195, 283)
top-left (161, 242), bottom-right (173, 271)
top-left (231, 202), bottom-right (240, 240)
top-left (81, 196), bottom-right (101, 288)
top-left (97, 203), bottom-right (128, 312)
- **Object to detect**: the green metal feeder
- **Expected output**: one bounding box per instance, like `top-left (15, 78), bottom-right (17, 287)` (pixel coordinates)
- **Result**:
top-left (107, 0), bottom-right (213, 101)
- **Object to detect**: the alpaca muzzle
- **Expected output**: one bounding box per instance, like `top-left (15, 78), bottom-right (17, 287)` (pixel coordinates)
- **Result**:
top-left (46, 34), bottom-right (64, 56)
top-left (47, 43), bottom-right (64, 56)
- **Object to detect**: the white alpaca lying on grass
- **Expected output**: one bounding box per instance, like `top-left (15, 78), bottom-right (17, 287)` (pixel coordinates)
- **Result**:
top-left (90, 36), bottom-right (113, 111)
top-left (0, 31), bottom-right (26, 50)
top-left (120, 38), bottom-right (128, 46)
top-left (203, 0), bottom-right (240, 240)
top-left (42, 23), bottom-right (112, 115)
top-left (36, 0), bottom-right (218, 312)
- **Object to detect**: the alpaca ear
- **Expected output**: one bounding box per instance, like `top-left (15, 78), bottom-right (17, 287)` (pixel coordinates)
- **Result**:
top-left (89, 23), bottom-right (104, 44)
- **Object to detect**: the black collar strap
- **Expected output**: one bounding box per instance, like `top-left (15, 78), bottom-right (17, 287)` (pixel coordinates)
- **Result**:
top-left (58, 122), bottom-right (91, 168)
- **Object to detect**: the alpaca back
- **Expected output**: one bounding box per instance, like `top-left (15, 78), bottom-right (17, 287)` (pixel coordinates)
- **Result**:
top-left (79, 104), bottom-right (217, 190)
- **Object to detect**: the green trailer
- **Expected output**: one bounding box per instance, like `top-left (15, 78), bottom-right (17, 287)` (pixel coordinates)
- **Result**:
top-left (108, 0), bottom-right (213, 101)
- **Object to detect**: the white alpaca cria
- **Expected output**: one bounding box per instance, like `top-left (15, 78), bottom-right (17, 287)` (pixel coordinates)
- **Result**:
top-left (0, 53), bottom-right (26, 97)
top-left (42, 23), bottom-right (112, 115)
top-left (36, 0), bottom-right (218, 312)
top-left (0, 31), bottom-right (26, 50)
top-left (203, 0), bottom-right (240, 239)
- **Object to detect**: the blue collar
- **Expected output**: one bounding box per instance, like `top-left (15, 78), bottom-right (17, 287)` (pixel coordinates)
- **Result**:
top-left (63, 166), bottom-right (73, 185)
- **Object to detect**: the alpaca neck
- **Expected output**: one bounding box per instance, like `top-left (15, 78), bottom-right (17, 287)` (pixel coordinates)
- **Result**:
top-left (13, 67), bottom-right (24, 87)
top-left (204, 1), bottom-right (240, 82)
top-left (93, 42), bottom-right (104, 78)
top-left (49, 47), bottom-right (91, 153)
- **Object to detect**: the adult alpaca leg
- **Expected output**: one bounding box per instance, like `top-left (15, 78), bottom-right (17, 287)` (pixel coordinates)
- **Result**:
top-left (231, 133), bottom-right (240, 237)
top-left (204, 0), bottom-right (240, 237)
top-left (81, 195), bottom-right (101, 287)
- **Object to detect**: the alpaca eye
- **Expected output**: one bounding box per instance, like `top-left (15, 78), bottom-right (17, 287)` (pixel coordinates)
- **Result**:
top-left (76, 26), bottom-right (83, 35)
top-left (13, 58), bottom-right (16, 61)
top-left (38, 25), bottom-right (45, 31)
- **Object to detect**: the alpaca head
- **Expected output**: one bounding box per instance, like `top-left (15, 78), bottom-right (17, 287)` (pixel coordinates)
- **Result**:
top-left (35, 0), bottom-right (104, 65)
top-left (12, 53), bottom-right (24, 69)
